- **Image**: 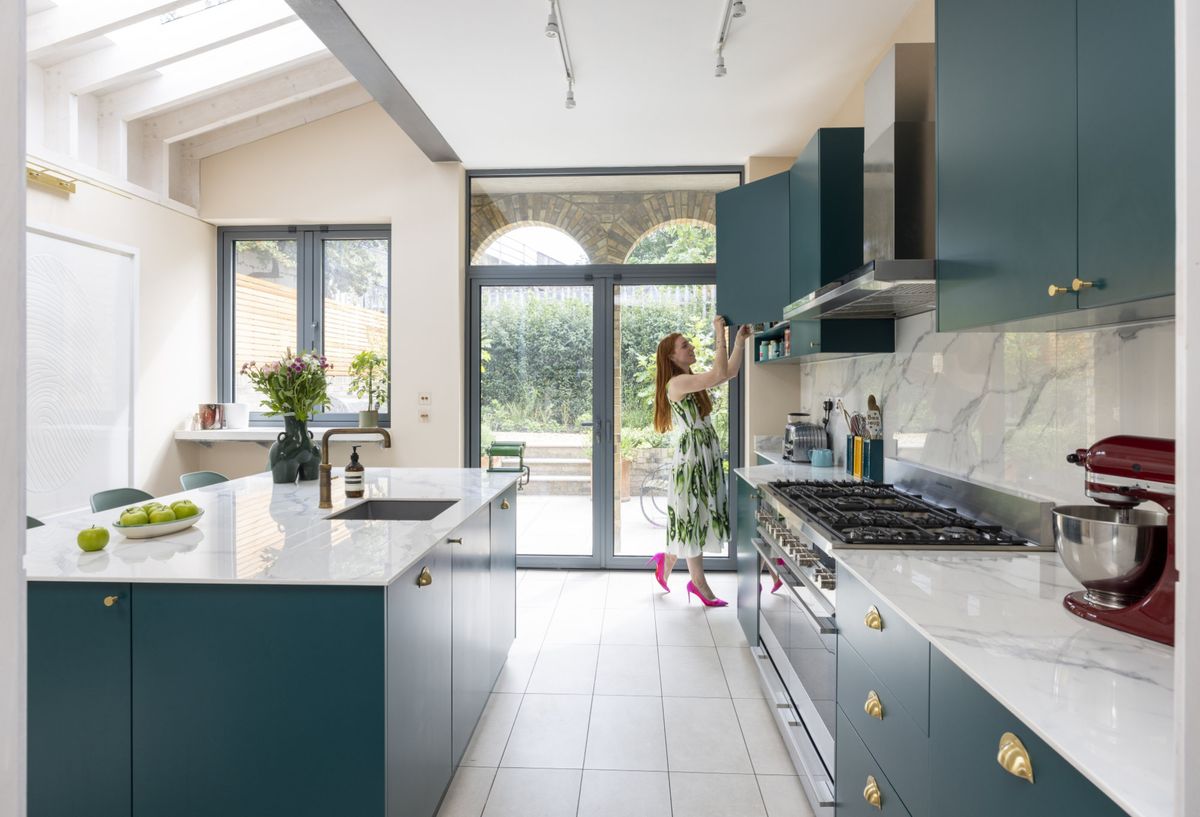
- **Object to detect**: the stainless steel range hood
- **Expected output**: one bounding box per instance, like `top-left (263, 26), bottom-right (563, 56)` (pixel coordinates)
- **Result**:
top-left (786, 43), bottom-right (936, 321)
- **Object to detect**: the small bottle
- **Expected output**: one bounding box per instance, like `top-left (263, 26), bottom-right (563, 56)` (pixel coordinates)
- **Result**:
top-left (345, 445), bottom-right (365, 498)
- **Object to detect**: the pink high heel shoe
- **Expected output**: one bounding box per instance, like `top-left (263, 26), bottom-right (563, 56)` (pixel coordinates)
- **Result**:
top-left (686, 580), bottom-right (728, 607)
top-left (646, 552), bottom-right (671, 593)
top-left (771, 559), bottom-right (785, 593)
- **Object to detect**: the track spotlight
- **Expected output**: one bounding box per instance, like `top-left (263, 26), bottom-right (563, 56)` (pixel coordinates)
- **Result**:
top-left (732, 1), bottom-right (746, 18)
top-left (545, 3), bottom-right (559, 38)
top-left (565, 86), bottom-right (576, 109)
top-left (715, 54), bottom-right (727, 77)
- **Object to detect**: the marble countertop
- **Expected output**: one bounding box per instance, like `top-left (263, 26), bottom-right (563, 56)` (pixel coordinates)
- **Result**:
top-left (24, 468), bottom-right (521, 586)
top-left (733, 461), bottom-right (1173, 817)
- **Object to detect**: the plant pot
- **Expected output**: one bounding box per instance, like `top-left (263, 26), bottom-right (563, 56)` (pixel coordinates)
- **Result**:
top-left (620, 457), bottom-right (634, 502)
top-left (481, 455), bottom-right (490, 469)
top-left (268, 414), bottom-right (321, 484)
top-left (358, 410), bottom-right (379, 428)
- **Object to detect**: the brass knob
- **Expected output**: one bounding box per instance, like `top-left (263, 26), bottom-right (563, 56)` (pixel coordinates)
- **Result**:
top-left (1047, 284), bottom-right (1069, 296)
top-left (416, 567), bottom-right (432, 587)
top-left (103, 595), bottom-right (119, 607)
top-left (997, 731), bottom-right (1034, 783)
top-left (863, 775), bottom-right (882, 809)
top-left (1071, 277), bottom-right (1094, 291)
top-left (864, 605), bottom-right (883, 631)
top-left (864, 690), bottom-right (884, 720)
top-left (500, 499), bottom-right (510, 510)
top-left (810, 341), bottom-right (819, 349)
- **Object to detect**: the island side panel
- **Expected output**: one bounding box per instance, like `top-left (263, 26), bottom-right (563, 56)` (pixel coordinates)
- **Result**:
top-left (489, 484), bottom-right (517, 684)
top-left (131, 584), bottom-right (386, 817)
top-left (451, 506), bottom-right (493, 765)
top-left (28, 582), bottom-right (133, 817)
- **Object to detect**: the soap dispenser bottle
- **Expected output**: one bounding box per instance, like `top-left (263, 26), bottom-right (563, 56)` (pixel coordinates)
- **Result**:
top-left (345, 445), bottom-right (365, 498)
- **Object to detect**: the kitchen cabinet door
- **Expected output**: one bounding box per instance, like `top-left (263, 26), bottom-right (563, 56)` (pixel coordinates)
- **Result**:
top-left (789, 128), bottom-right (865, 297)
top-left (734, 474), bottom-right (759, 644)
top-left (936, 0), bottom-right (1078, 331)
top-left (716, 173), bottom-right (791, 325)
top-left (1076, 0), bottom-right (1174, 309)
top-left (489, 485), bottom-right (518, 684)
top-left (131, 584), bottom-right (386, 817)
top-left (452, 507), bottom-right (493, 764)
top-left (387, 542), bottom-right (453, 817)
top-left (28, 582), bottom-right (132, 817)
top-left (930, 649), bottom-right (1126, 817)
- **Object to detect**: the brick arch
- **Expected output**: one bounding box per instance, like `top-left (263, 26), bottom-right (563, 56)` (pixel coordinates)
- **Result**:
top-left (470, 189), bottom-right (719, 265)
top-left (623, 217), bottom-right (717, 263)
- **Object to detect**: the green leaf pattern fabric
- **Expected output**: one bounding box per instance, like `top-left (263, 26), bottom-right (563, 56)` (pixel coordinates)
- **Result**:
top-left (666, 392), bottom-right (729, 557)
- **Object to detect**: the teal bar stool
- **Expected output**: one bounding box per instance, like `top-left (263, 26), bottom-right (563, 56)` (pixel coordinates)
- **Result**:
top-left (180, 471), bottom-right (229, 491)
top-left (26, 516), bottom-right (44, 529)
top-left (90, 487), bottom-right (154, 513)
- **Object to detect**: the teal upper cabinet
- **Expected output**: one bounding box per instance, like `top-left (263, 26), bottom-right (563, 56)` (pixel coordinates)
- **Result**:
top-left (937, 0), bottom-right (1174, 331)
top-left (1076, 0), bottom-right (1174, 309)
top-left (716, 173), bottom-right (791, 325)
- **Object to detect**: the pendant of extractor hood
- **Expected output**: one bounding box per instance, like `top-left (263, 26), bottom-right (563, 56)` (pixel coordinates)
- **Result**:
top-left (786, 43), bottom-right (936, 321)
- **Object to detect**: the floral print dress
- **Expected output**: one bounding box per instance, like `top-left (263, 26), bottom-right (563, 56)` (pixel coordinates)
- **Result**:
top-left (666, 392), bottom-right (730, 558)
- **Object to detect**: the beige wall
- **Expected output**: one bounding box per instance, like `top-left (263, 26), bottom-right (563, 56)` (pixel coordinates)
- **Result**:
top-left (26, 181), bottom-right (217, 498)
top-left (194, 102), bottom-right (465, 477)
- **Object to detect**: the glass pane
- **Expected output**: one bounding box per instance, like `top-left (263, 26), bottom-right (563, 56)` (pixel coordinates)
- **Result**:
top-left (481, 285), bottom-right (594, 557)
top-left (323, 238), bottom-right (389, 414)
top-left (614, 284), bottom-right (728, 558)
top-left (469, 173), bottom-right (738, 265)
top-left (233, 239), bottom-right (297, 408)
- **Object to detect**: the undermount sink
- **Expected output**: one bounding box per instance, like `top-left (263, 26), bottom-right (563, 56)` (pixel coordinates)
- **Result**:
top-left (327, 499), bottom-right (460, 522)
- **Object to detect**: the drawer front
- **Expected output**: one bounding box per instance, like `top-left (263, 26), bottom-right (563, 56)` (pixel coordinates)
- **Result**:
top-left (836, 566), bottom-right (930, 729)
top-left (930, 649), bottom-right (1127, 817)
top-left (837, 707), bottom-right (913, 817)
top-left (838, 636), bottom-right (930, 816)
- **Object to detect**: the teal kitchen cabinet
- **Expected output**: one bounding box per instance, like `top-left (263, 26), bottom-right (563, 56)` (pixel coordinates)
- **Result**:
top-left (837, 708), bottom-right (913, 817)
top-left (937, 0), bottom-right (1174, 331)
top-left (734, 473), bottom-right (760, 644)
top-left (28, 583), bottom-right (132, 817)
top-left (789, 128), bottom-right (866, 297)
top-left (489, 484), bottom-right (518, 683)
top-left (452, 506), bottom-right (493, 765)
top-left (930, 648), bottom-right (1128, 817)
top-left (131, 584), bottom-right (387, 817)
top-left (716, 172), bottom-right (792, 325)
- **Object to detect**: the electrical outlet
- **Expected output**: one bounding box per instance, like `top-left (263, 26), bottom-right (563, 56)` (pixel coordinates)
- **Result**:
top-left (417, 392), bottom-right (431, 406)
top-left (418, 408), bottom-right (431, 423)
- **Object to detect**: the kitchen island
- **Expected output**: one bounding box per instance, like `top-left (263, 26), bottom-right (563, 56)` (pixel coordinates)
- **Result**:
top-left (24, 468), bottom-right (521, 817)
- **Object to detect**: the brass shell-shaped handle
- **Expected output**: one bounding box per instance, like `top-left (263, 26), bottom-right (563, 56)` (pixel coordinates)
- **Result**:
top-left (1047, 284), bottom-right (1069, 296)
top-left (997, 731), bottom-right (1034, 783)
top-left (500, 499), bottom-right (510, 510)
top-left (1071, 277), bottom-right (1094, 291)
top-left (103, 595), bottom-right (119, 607)
top-left (416, 567), bottom-right (432, 587)
top-left (863, 775), bottom-right (882, 809)
top-left (864, 690), bottom-right (884, 720)
top-left (864, 605), bottom-right (883, 631)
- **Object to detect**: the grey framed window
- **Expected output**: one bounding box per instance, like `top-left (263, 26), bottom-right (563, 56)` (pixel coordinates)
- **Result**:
top-left (218, 225), bottom-right (391, 427)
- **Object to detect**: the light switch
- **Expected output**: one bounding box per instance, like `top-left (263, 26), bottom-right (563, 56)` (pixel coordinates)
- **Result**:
top-left (418, 392), bottom-right (432, 406)
top-left (418, 408), bottom-right (431, 423)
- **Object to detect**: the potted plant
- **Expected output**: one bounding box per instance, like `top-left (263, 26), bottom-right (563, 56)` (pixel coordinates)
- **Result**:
top-left (348, 349), bottom-right (388, 427)
top-left (240, 350), bottom-right (332, 483)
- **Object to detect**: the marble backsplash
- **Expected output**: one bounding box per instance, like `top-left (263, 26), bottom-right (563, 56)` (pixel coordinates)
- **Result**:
top-left (796, 312), bottom-right (1175, 506)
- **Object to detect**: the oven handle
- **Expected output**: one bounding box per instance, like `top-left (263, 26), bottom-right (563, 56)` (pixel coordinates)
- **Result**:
top-left (753, 538), bottom-right (838, 636)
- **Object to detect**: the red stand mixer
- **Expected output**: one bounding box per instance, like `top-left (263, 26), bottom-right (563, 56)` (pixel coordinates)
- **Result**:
top-left (1055, 435), bottom-right (1175, 646)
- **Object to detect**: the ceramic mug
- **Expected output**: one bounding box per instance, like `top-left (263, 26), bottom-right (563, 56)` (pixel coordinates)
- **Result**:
top-left (809, 448), bottom-right (834, 467)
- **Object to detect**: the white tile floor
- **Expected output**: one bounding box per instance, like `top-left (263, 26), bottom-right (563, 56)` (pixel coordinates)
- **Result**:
top-left (438, 569), bottom-right (816, 817)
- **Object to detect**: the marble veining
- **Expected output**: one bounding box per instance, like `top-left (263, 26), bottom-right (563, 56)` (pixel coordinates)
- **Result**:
top-left (795, 312), bottom-right (1174, 506)
top-left (23, 468), bottom-right (521, 586)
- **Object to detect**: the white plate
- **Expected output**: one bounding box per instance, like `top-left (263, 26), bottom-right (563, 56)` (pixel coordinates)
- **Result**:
top-left (112, 508), bottom-right (205, 539)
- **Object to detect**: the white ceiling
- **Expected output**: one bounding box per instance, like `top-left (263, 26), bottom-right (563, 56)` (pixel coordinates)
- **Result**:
top-left (336, 0), bottom-right (922, 168)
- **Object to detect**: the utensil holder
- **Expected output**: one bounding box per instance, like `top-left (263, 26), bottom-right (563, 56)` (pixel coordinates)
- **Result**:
top-left (846, 436), bottom-right (885, 482)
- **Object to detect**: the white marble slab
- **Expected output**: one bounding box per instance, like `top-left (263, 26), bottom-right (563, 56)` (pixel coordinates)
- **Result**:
top-left (733, 462), bottom-right (847, 486)
top-left (837, 550), bottom-right (1173, 817)
top-left (24, 468), bottom-right (521, 586)
top-left (752, 435), bottom-right (786, 465)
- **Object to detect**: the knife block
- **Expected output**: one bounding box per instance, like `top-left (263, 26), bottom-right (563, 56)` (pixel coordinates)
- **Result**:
top-left (846, 436), bottom-right (884, 483)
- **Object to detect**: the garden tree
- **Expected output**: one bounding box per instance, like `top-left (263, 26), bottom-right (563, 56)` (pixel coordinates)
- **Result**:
top-left (237, 239), bottom-right (387, 298)
top-left (626, 223), bottom-right (716, 264)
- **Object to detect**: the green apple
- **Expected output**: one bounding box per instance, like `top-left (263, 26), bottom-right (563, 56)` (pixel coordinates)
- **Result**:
top-left (148, 508), bottom-right (176, 524)
top-left (120, 510), bottom-right (149, 527)
top-left (171, 501), bottom-right (199, 520)
top-left (142, 502), bottom-right (164, 515)
top-left (77, 526), bottom-right (109, 552)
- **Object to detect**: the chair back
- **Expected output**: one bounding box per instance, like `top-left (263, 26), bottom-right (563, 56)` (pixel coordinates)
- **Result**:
top-left (90, 487), bottom-right (154, 513)
top-left (180, 471), bottom-right (229, 491)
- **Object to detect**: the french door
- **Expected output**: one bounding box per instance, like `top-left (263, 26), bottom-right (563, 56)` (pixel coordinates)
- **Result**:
top-left (467, 266), bottom-right (741, 569)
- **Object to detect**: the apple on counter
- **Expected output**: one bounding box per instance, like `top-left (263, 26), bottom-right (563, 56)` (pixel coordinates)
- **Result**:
top-left (76, 526), bottom-right (109, 552)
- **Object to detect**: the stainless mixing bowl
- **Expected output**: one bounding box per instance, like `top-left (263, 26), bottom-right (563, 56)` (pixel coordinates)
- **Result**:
top-left (1052, 505), bottom-right (1168, 609)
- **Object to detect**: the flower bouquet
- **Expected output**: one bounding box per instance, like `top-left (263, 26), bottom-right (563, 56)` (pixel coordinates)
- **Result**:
top-left (240, 350), bottom-right (333, 483)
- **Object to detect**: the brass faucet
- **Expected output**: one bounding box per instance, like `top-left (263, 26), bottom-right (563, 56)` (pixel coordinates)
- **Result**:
top-left (319, 427), bottom-right (392, 509)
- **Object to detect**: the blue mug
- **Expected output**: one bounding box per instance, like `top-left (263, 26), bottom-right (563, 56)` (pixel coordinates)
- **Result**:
top-left (809, 448), bottom-right (834, 467)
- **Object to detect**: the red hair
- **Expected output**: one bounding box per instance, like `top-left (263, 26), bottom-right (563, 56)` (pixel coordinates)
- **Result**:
top-left (652, 333), bottom-right (712, 432)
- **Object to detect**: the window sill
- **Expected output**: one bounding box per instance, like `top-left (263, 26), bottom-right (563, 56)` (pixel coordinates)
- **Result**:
top-left (174, 427), bottom-right (392, 448)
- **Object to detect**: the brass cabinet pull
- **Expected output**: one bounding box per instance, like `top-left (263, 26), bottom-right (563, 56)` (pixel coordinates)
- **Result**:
top-left (500, 499), bottom-right (510, 510)
top-left (997, 731), bottom-right (1034, 783)
top-left (864, 690), bottom-right (884, 720)
top-left (1071, 277), bottom-right (1095, 292)
top-left (864, 605), bottom-right (883, 631)
top-left (1047, 284), bottom-right (1070, 296)
top-left (863, 775), bottom-right (882, 809)
top-left (103, 595), bottom-right (119, 607)
top-left (416, 567), bottom-right (432, 588)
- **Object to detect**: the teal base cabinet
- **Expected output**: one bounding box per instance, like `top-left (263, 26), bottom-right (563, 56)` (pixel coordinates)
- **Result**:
top-left (734, 473), bottom-right (760, 644)
top-left (489, 485), bottom-right (517, 683)
top-left (452, 507), bottom-right (494, 764)
top-left (929, 649), bottom-right (1127, 817)
top-left (836, 708), bottom-right (912, 817)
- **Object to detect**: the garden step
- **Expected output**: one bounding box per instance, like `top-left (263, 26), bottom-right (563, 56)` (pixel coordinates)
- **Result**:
top-left (524, 457), bottom-right (590, 465)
